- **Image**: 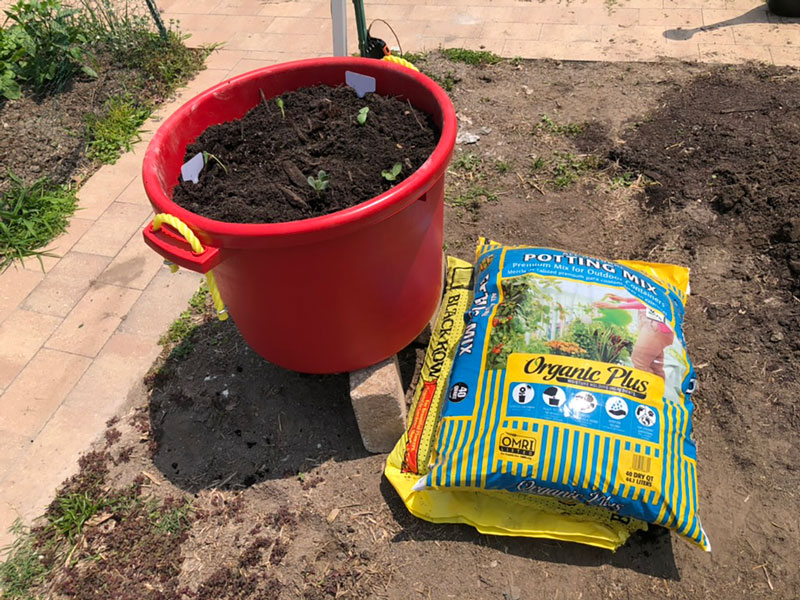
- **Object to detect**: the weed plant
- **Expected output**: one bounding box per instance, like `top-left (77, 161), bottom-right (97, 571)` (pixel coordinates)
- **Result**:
top-left (0, 173), bottom-right (77, 271)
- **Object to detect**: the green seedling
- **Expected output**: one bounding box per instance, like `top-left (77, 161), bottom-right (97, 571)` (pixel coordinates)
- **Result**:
top-left (307, 170), bottom-right (329, 197)
top-left (382, 163), bottom-right (403, 182)
top-left (356, 106), bottom-right (369, 125)
top-left (202, 151), bottom-right (228, 174)
top-left (276, 97), bottom-right (285, 119)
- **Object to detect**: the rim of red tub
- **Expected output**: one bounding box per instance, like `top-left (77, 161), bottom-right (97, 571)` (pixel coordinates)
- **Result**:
top-left (142, 57), bottom-right (457, 248)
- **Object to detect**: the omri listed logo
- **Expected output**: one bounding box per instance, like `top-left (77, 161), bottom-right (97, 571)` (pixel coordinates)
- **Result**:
top-left (497, 431), bottom-right (537, 459)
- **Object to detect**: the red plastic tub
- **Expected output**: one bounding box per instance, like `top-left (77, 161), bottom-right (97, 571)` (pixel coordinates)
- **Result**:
top-left (142, 57), bottom-right (457, 373)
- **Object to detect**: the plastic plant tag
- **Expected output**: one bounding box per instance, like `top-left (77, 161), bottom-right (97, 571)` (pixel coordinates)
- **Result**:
top-left (181, 152), bottom-right (205, 184)
top-left (345, 71), bottom-right (376, 98)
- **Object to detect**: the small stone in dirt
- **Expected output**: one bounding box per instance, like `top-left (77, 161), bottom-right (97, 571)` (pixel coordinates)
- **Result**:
top-left (717, 349), bottom-right (732, 359)
top-left (770, 331), bottom-right (785, 343)
top-left (479, 127), bottom-right (492, 135)
top-left (457, 131), bottom-right (480, 145)
top-left (521, 84), bottom-right (534, 95)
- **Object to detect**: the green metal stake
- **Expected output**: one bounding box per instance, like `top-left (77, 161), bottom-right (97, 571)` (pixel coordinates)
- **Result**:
top-left (352, 0), bottom-right (369, 57)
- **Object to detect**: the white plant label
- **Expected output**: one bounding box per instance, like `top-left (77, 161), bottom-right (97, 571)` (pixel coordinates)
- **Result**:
top-left (181, 152), bottom-right (205, 184)
top-left (345, 71), bottom-right (376, 98)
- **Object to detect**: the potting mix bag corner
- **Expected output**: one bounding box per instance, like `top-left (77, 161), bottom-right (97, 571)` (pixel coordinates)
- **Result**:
top-left (387, 241), bottom-right (710, 552)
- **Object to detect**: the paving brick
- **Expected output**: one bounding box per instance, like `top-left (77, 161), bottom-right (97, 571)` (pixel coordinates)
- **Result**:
top-left (575, 6), bottom-right (640, 26)
top-left (699, 42), bottom-right (773, 63)
top-left (266, 15), bottom-right (331, 35)
top-left (203, 49), bottom-right (248, 71)
top-left (1, 403), bottom-right (109, 523)
top-left (0, 267), bottom-right (43, 325)
top-left (21, 253), bottom-right (111, 318)
top-left (349, 355), bottom-right (407, 453)
top-left (0, 429), bottom-right (28, 479)
top-left (732, 23), bottom-right (800, 47)
top-left (518, 4), bottom-right (578, 25)
top-left (222, 14), bottom-right (276, 33)
top-left (45, 283), bottom-right (141, 358)
top-left (369, 4), bottom-right (414, 20)
top-left (210, 0), bottom-right (263, 16)
top-left (63, 333), bottom-right (161, 424)
top-left (226, 56), bottom-right (286, 78)
top-left (118, 268), bottom-right (204, 338)
top-left (421, 20), bottom-right (483, 40)
top-left (76, 163), bottom-right (138, 221)
top-left (225, 31), bottom-right (333, 53)
top-left (257, 1), bottom-right (322, 17)
top-left (164, 0), bottom-right (220, 14)
top-left (770, 45), bottom-right (800, 65)
top-left (602, 24), bottom-right (712, 57)
top-left (0, 310), bottom-right (62, 389)
top-left (702, 7), bottom-right (770, 28)
top-left (539, 23), bottom-right (604, 43)
top-left (97, 228), bottom-right (163, 291)
top-left (0, 348), bottom-right (91, 437)
top-left (638, 8), bottom-right (704, 28)
top-left (21, 217), bottom-right (93, 274)
top-left (479, 21), bottom-right (541, 41)
top-left (72, 202), bottom-right (155, 258)
top-left (664, 0), bottom-right (728, 8)
top-left (116, 176), bottom-right (152, 207)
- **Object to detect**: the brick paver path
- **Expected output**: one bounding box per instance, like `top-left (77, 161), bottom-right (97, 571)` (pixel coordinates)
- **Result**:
top-left (2, 0), bottom-right (799, 547)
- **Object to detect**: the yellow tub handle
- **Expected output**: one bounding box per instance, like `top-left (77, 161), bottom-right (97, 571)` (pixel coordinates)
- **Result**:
top-left (151, 213), bottom-right (228, 321)
top-left (382, 55), bottom-right (419, 72)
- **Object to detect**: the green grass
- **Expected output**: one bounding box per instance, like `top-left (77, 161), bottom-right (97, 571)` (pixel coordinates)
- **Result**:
top-left (0, 522), bottom-right (52, 599)
top-left (495, 159), bottom-right (514, 173)
top-left (48, 493), bottom-right (102, 543)
top-left (448, 185), bottom-right (498, 207)
top-left (428, 70), bottom-right (459, 92)
top-left (530, 156), bottom-right (547, 172)
top-left (538, 114), bottom-right (585, 137)
top-left (400, 50), bottom-right (427, 65)
top-left (115, 28), bottom-right (210, 97)
top-left (150, 500), bottom-right (191, 535)
top-left (440, 47), bottom-right (502, 66)
top-left (551, 153), bottom-right (602, 189)
top-left (85, 95), bottom-right (150, 163)
top-left (451, 152), bottom-right (482, 172)
top-left (0, 173), bottom-right (78, 271)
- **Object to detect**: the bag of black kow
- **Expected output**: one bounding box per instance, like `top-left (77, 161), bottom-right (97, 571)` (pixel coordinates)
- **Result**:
top-left (403, 240), bottom-right (709, 551)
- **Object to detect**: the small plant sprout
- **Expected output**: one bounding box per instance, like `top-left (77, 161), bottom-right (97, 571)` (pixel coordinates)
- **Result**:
top-left (202, 151), bottom-right (228, 174)
top-left (357, 106), bottom-right (369, 125)
top-left (307, 170), bottom-right (329, 197)
top-left (382, 163), bottom-right (403, 182)
top-left (276, 97), bottom-right (285, 119)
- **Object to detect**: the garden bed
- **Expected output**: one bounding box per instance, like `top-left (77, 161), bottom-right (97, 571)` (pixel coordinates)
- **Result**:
top-left (2, 51), bottom-right (799, 599)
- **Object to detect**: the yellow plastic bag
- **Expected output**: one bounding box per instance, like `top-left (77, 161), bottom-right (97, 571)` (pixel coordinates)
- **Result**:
top-left (385, 255), bottom-right (647, 550)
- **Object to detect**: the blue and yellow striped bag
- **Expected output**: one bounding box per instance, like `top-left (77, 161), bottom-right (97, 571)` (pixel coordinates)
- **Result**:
top-left (414, 239), bottom-right (710, 551)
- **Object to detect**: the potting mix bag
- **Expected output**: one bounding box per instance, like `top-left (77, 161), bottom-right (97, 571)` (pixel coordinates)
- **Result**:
top-left (386, 256), bottom-right (648, 551)
top-left (388, 241), bottom-right (710, 552)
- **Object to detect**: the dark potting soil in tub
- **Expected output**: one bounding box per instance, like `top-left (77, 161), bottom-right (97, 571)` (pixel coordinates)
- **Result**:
top-left (171, 85), bottom-right (440, 224)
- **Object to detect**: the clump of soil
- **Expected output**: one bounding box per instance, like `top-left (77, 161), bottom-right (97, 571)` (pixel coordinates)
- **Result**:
top-left (171, 85), bottom-right (439, 224)
top-left (613, 65), bottom-right (800, 296)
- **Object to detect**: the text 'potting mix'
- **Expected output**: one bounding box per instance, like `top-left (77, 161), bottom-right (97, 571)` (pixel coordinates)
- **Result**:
top-left (421, 239), bottom-right (711, 551)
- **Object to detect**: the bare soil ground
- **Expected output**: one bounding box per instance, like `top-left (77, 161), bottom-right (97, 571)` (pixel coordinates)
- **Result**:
top-left (6, 54), bottom-right (800, 599)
